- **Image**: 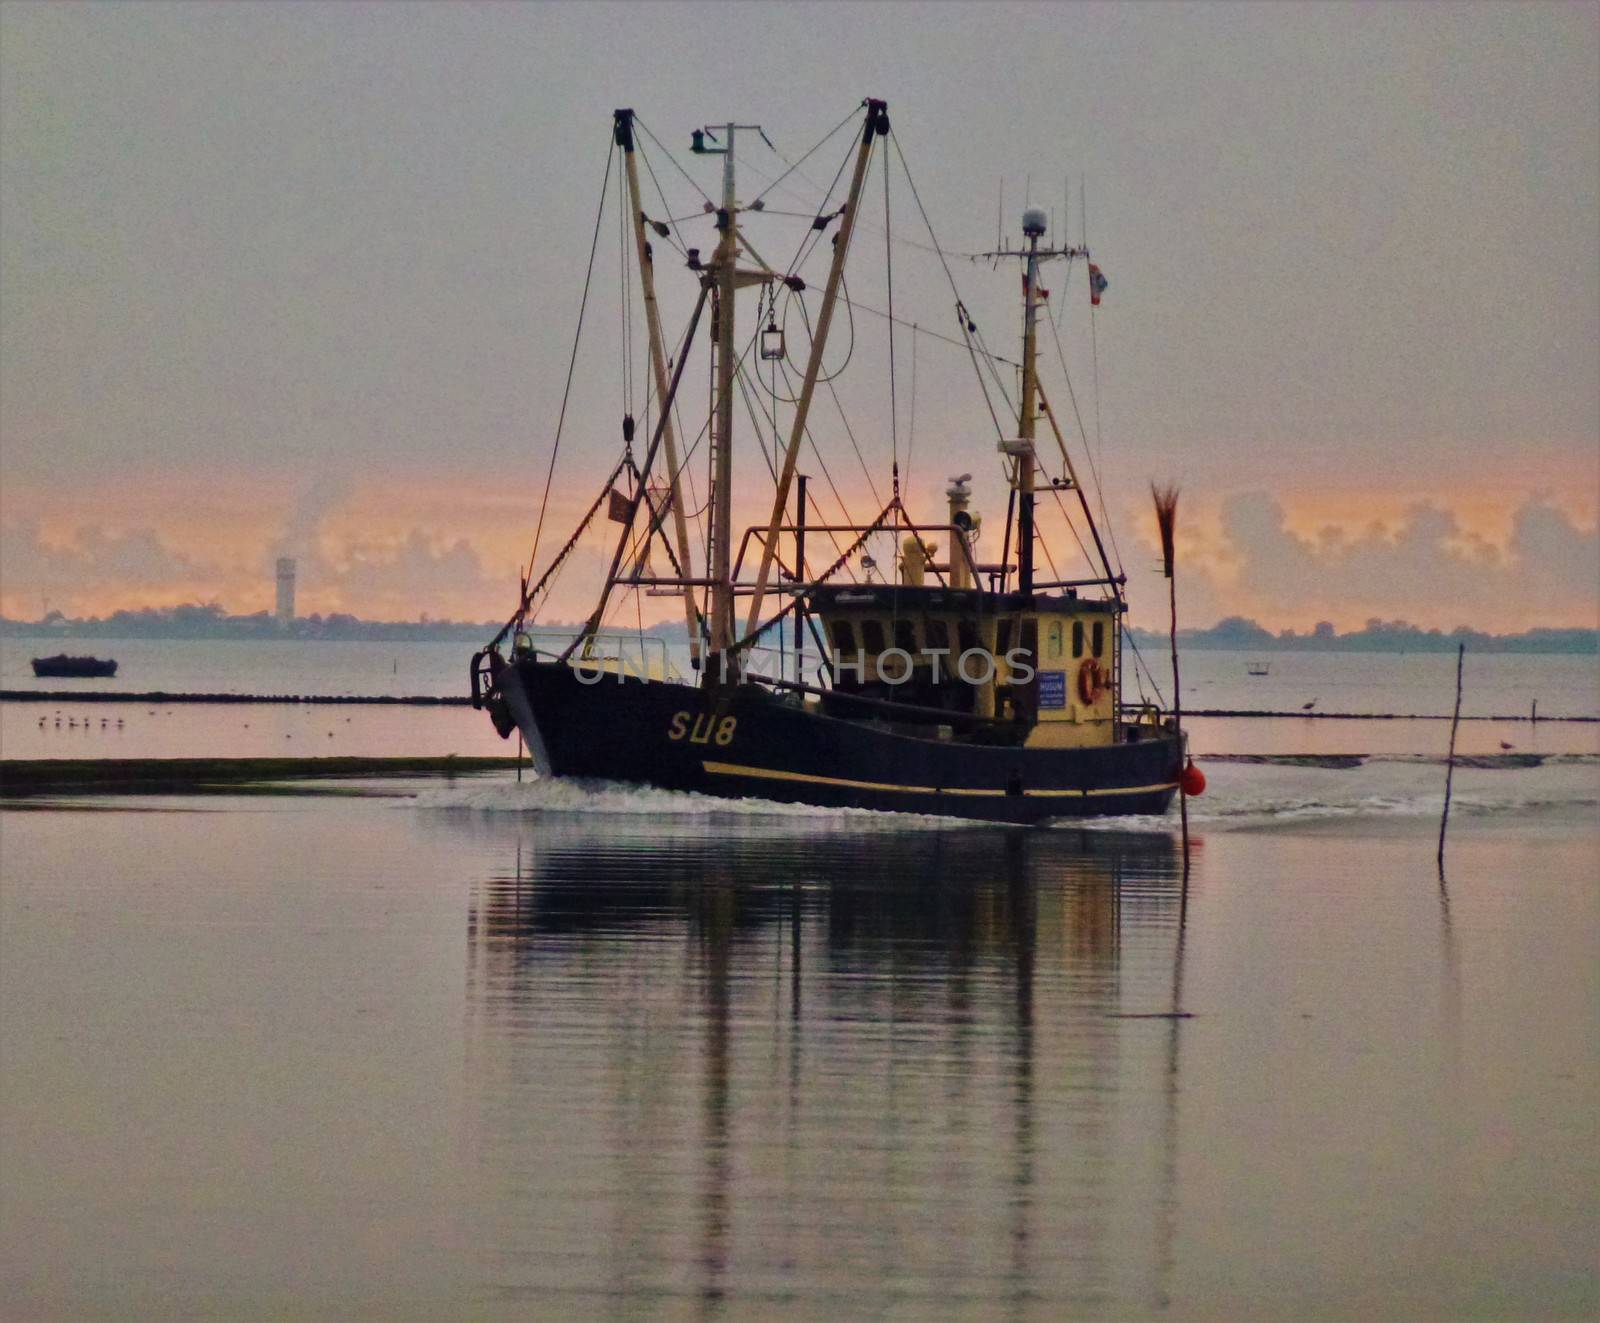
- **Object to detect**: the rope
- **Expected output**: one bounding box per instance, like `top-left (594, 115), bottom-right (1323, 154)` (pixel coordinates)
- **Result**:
top-left (959, 305), bottom-right (1007, 442)
top-left (525, 134), bottom-right (616, 588)
top-left (843, 298), bottom-right (1018, 367)
top-left (1046, 300), bottom-right (1125, 578)
top-left (750, 103), bottom-right (863, 207)
top-left (634, 136), bottom-right (690, 258)
top-left (1081, 181), bottom-right (1123, 579)
top-left (1088, 294), bottom-right (1120, 575)
top-left (634, 116), bottom-right (713, 208)
top-left (1045, 481), bottom-right (1096, 578)
top-left (905, 323), bottom-right (918, 497)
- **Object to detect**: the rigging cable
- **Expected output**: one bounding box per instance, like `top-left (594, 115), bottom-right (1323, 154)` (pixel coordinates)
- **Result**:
top-left (1082, 179), bottom-right (1122, 577)
top-left (905, 323), bottom-right (918, 498)
top-left (635, 116), bottom-right (713, 209)
top-left (525, 133), bottom-right (617, 597)
top-left (958, 304), bottom-right (1008, 442)
top-left (1045, 297), bottom-right (1126, 579)
top-left (776, 356), bottom-right (865, 576)
top-left (634, 134), bottom-right (691, 258)
top-left (750, 103), bottom-right (863, 207)
top-left (888, 129), bottom-right (1012, 443)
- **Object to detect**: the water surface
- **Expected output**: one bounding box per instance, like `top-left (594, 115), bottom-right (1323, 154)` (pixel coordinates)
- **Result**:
top-left (2, 778), bottom-right (1594, 1320)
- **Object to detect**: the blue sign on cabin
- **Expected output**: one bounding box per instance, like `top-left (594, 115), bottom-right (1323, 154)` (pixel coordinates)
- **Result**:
top-left (1038, 670), bottom-right (1066, 709)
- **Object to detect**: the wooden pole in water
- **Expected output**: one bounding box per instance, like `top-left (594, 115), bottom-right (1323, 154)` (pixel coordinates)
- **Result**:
top-left (1152, 484), bottom-right (1188, 858)
top-left (1438, 642), bottom-right (1464, 867)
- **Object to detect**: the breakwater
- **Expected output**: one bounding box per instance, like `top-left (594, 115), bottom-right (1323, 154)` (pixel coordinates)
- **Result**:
top-left (1, 690), bottom-right (469, 706)
top-left (0, 755), bottom-right (517, 795)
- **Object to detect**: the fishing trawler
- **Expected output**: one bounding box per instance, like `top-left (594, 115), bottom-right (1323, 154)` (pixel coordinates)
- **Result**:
top-left (471, 101), bottom-right (1187, 823)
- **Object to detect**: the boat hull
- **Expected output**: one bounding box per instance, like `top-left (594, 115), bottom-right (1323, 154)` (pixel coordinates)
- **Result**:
top-left (30, 655), bottom-right (117, 678)
top-left (492, 659), bottom-right (1181, 825)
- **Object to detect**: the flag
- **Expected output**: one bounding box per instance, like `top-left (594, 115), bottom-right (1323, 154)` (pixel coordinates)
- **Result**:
top-left (1022, 273), bottom-right (1049, 301)
top-left (607, 487), bottom-right (631, 523)
top-left (1089, 264), bottom-right (1108, 307)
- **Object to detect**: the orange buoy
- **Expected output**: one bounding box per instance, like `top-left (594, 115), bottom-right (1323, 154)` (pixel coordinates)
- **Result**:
top-left (1179, 758), bottom-right (1206, 797)
top-left (1077, 659), bottom-right (1106, 704)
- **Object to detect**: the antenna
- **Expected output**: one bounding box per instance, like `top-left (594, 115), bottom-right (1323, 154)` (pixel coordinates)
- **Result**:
top-left (996, 178), bottom-right (1003, 248)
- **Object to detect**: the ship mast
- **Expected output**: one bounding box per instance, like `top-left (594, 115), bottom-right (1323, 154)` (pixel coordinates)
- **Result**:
top-left (984, 210), bottom-right (1102, 598)
top-left (614, 109), bottom-right (700, 668)
top-left (1017, 214), bottom-right (1044, 594)
top-left (692, 122), bottom-right (763, 677)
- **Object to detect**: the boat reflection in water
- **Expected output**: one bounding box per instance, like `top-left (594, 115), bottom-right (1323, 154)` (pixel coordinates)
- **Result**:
top-left (454, 813), bottom-right (1193, 1315)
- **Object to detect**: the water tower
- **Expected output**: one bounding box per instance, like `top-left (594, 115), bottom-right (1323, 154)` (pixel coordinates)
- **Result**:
top-left (275, 558), bottom-right (296, 627)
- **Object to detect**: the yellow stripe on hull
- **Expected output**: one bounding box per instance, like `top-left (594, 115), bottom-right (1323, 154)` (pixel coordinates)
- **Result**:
top-left (701, 759), bottom-right (1176, 800)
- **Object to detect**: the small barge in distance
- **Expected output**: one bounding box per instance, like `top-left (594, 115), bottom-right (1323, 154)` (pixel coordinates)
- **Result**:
top-left (31, 654), bottom-right (118, 678)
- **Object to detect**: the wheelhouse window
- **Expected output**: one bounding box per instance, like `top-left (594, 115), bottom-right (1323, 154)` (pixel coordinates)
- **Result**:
top-left (1047, 620), bottom-right (1064, 659)
top-left (893, 618), bottom-right (916, 653)
top-left (925, 619), bottom-right (950, 651)
top-left (830, 619), bottom-right (856, 654)
top-left (860, 618), bottom-right (887, 654)
top-left (1072, 620), bottom-right (1084, 659)
top-left (1092, 621), bottom-right (1105, 658)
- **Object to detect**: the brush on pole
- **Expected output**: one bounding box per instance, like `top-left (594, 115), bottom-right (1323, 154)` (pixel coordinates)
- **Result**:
top-left (1152, 482), bottom-right (1188, 860)
top-left (1438, 642), bottom-right (1464, 868)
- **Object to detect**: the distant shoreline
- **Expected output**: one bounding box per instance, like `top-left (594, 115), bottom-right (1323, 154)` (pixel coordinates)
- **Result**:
top-left (2, 689), bottom-right (1593, 722)
top-left (5, 609), bottom-right (1597, 655)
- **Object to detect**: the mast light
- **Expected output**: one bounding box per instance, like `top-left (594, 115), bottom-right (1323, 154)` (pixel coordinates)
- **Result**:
top-left (760, 317), bottom-right (785, 361)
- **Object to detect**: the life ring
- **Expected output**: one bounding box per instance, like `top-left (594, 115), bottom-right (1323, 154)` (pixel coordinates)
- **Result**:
top-left (1077, 658), bottom-right (1107, 705)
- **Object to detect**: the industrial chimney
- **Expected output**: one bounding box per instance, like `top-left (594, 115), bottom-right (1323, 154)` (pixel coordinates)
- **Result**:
top-left (275, 557), bottom-right (296, 627)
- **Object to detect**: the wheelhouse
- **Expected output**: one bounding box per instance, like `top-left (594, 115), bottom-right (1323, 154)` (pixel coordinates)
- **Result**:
top-left (806, 583), bottom-right (1122, 747)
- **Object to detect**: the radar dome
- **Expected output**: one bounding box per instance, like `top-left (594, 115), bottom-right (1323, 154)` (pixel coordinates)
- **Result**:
top-left (1021, 207), bottom-right (1047, 237)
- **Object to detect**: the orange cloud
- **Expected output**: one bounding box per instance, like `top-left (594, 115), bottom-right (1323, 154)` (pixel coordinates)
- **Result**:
top-left (4, 462), bottom-right (1597, 633)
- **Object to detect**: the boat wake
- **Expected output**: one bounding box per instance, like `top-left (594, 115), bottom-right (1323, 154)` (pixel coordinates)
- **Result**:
top-left (409, 757), bottom-right (1598, 837)
top-left (409, 775), bottom-right (973, 829)
top-left (1074, 755), bottom-right (1599, 833)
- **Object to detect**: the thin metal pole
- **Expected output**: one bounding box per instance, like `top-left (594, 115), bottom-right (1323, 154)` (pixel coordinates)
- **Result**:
top-left (710, 123), bottom-right (739, 662)
top-left (1170, 571), bottom-right (1188, 856)
top-left (1438, 643), bottom-right (1465, 868)
top-left (795, 473), bottom-right (808, 683)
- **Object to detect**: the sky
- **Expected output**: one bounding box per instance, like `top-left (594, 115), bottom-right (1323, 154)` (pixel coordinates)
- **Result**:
top-left (1, 0), bottom-right (1596, 633)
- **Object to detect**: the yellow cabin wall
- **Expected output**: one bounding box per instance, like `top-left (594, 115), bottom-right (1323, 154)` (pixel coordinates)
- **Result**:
top-left (816, 605), bottom-right (1118, 745)
top-left (1028, 610), bottom-right (1116, 747)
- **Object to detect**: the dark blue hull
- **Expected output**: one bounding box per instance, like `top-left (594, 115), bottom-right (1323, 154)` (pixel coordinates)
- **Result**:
top-left (495, 660), bottom-right (1181, 825)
